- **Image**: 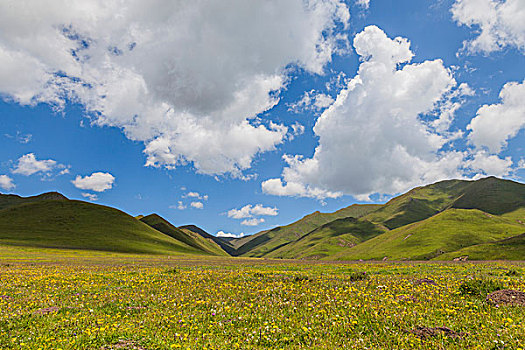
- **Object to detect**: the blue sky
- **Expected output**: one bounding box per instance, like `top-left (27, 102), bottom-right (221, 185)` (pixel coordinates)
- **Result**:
top-left (0, 0), bottom-right (524, 237)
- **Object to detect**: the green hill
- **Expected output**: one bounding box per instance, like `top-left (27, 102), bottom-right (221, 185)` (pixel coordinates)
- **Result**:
top-left (236, 204), bottom-right (380, 257)
top-left (139, 214), bottom-right (228, 256)
top-left (331, 209), bottom-right (525, 261)
top-left (179, 224), bottom-right (237, 255)
top-left (437, 233), bottom-right (525, 261)
top-left (0, 196), bottom-right (205, 255)
top-left (265, 217), bottom-right (386, 260)
top-left (362, 177), bottom-right (525, 230)
top-left (0, 191), bottom-right (67, 211)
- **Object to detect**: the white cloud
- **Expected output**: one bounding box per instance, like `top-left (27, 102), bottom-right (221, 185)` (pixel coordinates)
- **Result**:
top-left (12, 153), bottom-right (58, 176)
top-left (263, 26), bottom-right (468, 199)
top-left (288, 90), bottom-right (335, 113)
top-left (216, 231), bottom-right (245, 238)
top-left (183, 191), bottom-right (208, 201)
top-left (0, 175), bottom-right (15, 191)
top-left (72, 172), bottom-right (115, 192)
top-left (467, 79), bottom-right (525, 153)
top-left (169, 201), bottom-right (186, 210)
top-left (356, 0), bottom-right (370, 9)
top-left (241, 218), bottom-right (265, 226)
top-left (227, 204), bottom-right (278, 219)
top-left (466, 151), bottom-right (513, 177)
top-left (4, 131), bottom-right (32, 144)
top-left (452, 0), bottom-right (525, 54)
top-left (81, 193), bottom-right (98, 201)
top-left (190, 201), bottom-right (204, 209)
top-left (0, 0), bottom-right (350, 177)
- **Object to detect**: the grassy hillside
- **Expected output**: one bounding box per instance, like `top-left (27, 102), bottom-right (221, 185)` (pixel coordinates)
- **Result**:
top-left (0, 200), bottom-right (204, 255)
top-left (363, 177), bottom-right (525, 230)
top-left (0, 192), bottom-right (67, 211)
top-left (179, 224), bottom-right (236, 255)
top-left (140, 214), bottom-right (228, 256)
top-left (236, 204), bottom-right (380, 257)
top-left (265, 217), bottom-right (386, 260)
top-left (437, 233), bottom-right (525, 260)
top-left (331, 209), bottom-right (525, 261)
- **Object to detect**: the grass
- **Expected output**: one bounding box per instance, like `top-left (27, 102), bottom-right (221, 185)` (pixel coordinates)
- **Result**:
top-left (236, 204), bottom-right (380, 257)
top-left (265, 217), bottom-right (385, 259)
top-left (0, 251), bottom-right (524, 349)
top-left (0, 200), bottom-right (205, 255)
top-left (331, 209), bottom-right (525, 261)
top-left (140, 214), bottom-right (228, 256)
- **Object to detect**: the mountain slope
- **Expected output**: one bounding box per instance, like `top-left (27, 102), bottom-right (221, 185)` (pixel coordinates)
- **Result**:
top-left (0, 199), bottom-right (204, 255)
top-left (331, 209), bottom-right (525, 261)
top-left (362, 177), bottom-right (525, 230)
top-left (265, 217), bottom-right (386, 260)
top-left (139, 215), bottom-right (228, 256)
top-left (0, 191), bottom-right (67, 211)
top-left (236, 204), bottom-right (381, 257)
top-left (437, 233), bottom-right (525, 261)
top-left (179, 224), bottom-right (237, 255)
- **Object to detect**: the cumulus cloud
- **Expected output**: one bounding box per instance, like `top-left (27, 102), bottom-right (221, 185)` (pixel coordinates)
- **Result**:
top-left (0, 175), bottom-right (15, 191)
top-left (0, 0), bottom-right (350, 177)
top-left (183, 192), bottom-right (208, 200)
top-left (241, 218), bottom-right (265, 226)
top-left (81, 193), bottom-right (98, 201)
top-left (466, 151), bottom-right (513, 177)
top-left (467, 79), bottom-right (525, 153)
top-left (227, 204), bottom-right (278, 219)
top-left (12, 153), bottom-right (58, 176)
top-left (190, 201), bottom-right (204, 209)
top-left (452, 0), bottom-right (525, 54)
top-left (263, 26), bottom-right (469, 199)
top-left (72, 172), bottom-right (115, 192)
top-left (216, 231), bottom-right (245, 238)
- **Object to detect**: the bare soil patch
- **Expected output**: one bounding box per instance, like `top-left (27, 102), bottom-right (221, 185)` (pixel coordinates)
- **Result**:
top-left (410, 326), bottom-right (466, 339)
top-left (486, 289), bottom-right (525, 306)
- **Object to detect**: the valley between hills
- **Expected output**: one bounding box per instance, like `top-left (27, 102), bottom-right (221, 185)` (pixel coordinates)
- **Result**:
top-left (1, 176), bottom-right (524, 261)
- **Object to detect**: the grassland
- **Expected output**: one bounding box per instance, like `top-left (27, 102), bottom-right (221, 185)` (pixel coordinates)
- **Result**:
top-left (0, 200), bottom-right (204, 255)
top-left (1, 249), bottom-right (524, 349)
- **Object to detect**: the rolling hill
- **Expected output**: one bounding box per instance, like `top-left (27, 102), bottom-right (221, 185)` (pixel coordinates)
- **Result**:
top-left (331, 208), bottom-right (525, 261)
top-left (140, 214), bottom-right (228, 256)
top-left (234, 204), bottom-right (381, 257)
top-left (0, 193), bottom-right (216, 255)
top-left (179, 224), bottom-right (238, 255)
top-left (237, 177), bottom-right (525, 260)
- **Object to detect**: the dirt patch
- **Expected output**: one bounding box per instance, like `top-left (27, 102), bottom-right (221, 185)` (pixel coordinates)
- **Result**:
top-left (102, 340), bottom-right (147, 349)
top-left (32, 306), bottom-right (60, 315)
top-left (414, 278), bottom-right (438, 286)
top-left (486, 289), bottom-right (525, 306)
top-left (410, 326), bottom-right (466, 339)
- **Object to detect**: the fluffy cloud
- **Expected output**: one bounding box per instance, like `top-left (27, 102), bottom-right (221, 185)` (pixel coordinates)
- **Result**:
top-left (452, 0), bottom-right (525, 54)
top-left (183, 192), bottom-right (208, 201)
top-left (216, 231), bottom-right (245, 238)
top-left (467, 79), bottom-right (525, 153)
top-left (12, 153), bottom-right (58, 176)
top-left (72, 172), bottom-right (115, 192)
top-left (190, 201), bottom-right (204, 209)
top-left (227, 204), bottom-right (278, 219)
top-left (169, 201), bottom-right (186, 210)
top-left (263, 26), bottom-right (469, 199)
top-left (0, 175), bottom-right (15, 190)
top-left (241, 218), bottom-right (265, 226)
top-left (0, 0), bottom-right (349, 177)
top-left (466, 151), bottom-right (513, 177)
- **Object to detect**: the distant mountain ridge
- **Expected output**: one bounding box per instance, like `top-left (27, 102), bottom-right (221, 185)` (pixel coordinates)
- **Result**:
top-left (0, 176), bottom-right (523, 260)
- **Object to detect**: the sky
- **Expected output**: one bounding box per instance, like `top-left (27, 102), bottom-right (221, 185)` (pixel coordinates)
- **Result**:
top-left (0, 0), bottom-right (524, 238)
